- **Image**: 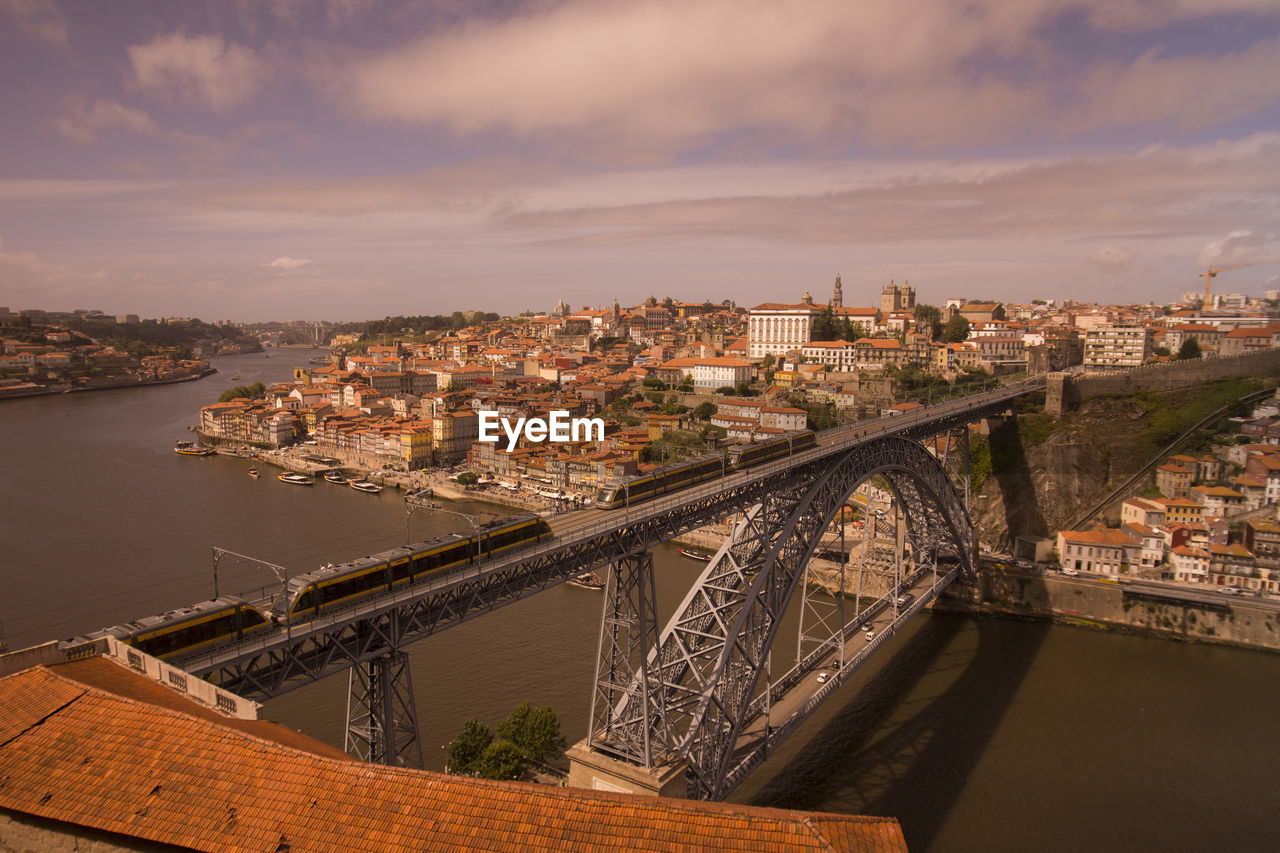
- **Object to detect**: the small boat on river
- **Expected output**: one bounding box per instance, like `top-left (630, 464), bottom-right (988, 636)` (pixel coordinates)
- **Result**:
top-left (567, 572), bottom-right (605, 590)
top-left (323, 471), bottom-right (347, 484)
top-left (173, 441), bottom-right (215, 457)
top-left (678, 548), bottom-right (712, 561)
top-left (248, 468), bottom-right (260, 479)
top-left (278, 472), bottom-right (313, 485)
top-left (349, 480), bottom-right (383, 494)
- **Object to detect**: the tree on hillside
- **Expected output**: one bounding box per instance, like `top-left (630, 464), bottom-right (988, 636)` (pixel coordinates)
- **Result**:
top-left (942, 314), bottom-right (971, 343)
top-left (913, 304), bottom-right (943, 340)
top-left (811, 306), bottom-right (838, 341)
top-left (1176, 338), bottom-right (1202, 360)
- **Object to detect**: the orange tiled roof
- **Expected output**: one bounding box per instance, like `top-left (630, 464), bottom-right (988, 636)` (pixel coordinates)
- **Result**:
top-left (0, 658), bottom-right (906, 852)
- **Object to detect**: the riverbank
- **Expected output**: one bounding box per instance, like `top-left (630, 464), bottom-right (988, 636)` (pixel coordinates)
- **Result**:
top-left (936, 564), bottom-right (1280, 654)
top-left (0, 367), bottom-right (217, 401)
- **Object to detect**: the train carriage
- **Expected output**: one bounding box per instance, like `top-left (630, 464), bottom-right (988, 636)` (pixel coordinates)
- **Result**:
top-left (275, 513), bottom-right (551, 624)
top-left (596, 454), bottom-right (726, 510)
top-left (727, 430), bottom-right (816, 469)
top-left (84, 597), bottom-right (272, 661)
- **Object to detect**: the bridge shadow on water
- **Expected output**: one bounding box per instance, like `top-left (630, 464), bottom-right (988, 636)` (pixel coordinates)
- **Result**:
top-left (745, 611), bottom-right (1050, 851)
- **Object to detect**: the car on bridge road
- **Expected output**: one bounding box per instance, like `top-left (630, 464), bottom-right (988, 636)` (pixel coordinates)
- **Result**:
top-left (817, 673), bottom-right (829, 684)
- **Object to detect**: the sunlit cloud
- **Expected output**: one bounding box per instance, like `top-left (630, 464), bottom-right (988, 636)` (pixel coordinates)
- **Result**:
top-left (267, 256), bottom-right (314, 271)
top-left (329, 0), bottom-right (1280, 151)
top-left (0, 0), bottom-right (67, 46)
top-left (128, 31), bottom-right (268, 110)
top-left (51, 96), bottom-right (155, 144)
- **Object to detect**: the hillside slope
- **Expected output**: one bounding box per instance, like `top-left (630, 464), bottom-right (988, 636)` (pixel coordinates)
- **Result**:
top-left (969, 377), bottom-right (1273, 550)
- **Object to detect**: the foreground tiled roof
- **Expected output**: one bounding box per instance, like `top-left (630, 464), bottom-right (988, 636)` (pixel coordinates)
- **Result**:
top-left (0, 658), bottom-right (906, 852)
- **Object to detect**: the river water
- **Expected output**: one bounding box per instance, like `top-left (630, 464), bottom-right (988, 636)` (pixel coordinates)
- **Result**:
top-left (2, 348), bottom-right (1277, 851)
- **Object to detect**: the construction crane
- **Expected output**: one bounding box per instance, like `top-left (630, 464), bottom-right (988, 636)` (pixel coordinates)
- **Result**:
top-left (1200, 263), bottom-right (1252, 305)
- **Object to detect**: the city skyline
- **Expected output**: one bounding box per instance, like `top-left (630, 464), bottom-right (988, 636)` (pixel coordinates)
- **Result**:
top-left (2, 0), bottom-right (1280, 320)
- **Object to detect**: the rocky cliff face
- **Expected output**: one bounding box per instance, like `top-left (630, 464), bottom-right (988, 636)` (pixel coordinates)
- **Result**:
top-left (970, 396), bottom-right (1154, 550)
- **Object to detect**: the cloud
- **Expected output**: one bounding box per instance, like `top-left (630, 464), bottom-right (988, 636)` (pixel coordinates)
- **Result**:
top-left (1197, 230), bottom-right (1267, 267)
top-left (497, 133), bottom-right (1280, 248)
top-left (0, 0), bottom-right (67, 46)
top-left (1090, 246), bottom-right (1135, 271)
top-left (128, 31), bottom-right (268, 110)
top-left (327, 0), bottom-right (1280, 151)
top-left (51, 96), bottom-right (155, 144)
top-left (267, 256), bottom-right (313, 271)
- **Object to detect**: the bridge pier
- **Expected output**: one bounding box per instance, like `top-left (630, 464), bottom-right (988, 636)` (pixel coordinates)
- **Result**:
top-left (566, 741), bottom-right (688, 797)
top-left (344, 647), bottom-right (423, 769)
top-left (585, 549), bottom-right (671, 766)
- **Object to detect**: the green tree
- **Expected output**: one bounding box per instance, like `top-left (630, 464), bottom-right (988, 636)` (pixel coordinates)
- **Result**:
top-left (497, 702), bottom-right (566, 764)
top-left (942, 314), bottom-right (970, 343)
top-left (642, 376), bottom-right (666, 389)
top-left (446, 718), bottom-right (493, 775)
top-left (913, 304), bottom-right (943, 341)
top-left (1176, 338), bottom-right (1202, 360)
top-left (693, 401), bottom-right (717, 419)
top-left (715, 385), bottom-right (735, 395)
top-left (455, 471), bottom-right (479, 485)
top-left (811, 306), bottom-right (838, 341)
top-left (473, 740), bottom-right (527, 780)
top-left (735, 382), bottom-right (757, 397)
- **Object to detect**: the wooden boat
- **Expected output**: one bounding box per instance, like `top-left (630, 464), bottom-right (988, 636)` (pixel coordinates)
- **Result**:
top-left (566, 572), bottom-right (605, 590)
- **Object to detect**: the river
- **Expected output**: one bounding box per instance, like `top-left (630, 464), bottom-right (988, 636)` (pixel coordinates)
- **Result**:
top-left (2, 348), bottom-right (1277, 851)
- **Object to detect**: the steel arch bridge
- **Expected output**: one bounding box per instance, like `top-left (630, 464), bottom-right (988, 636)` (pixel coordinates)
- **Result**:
top-left (586, 435), bottom-right (975, 800)
top-left (76, 378), bottom-right (1039, 785)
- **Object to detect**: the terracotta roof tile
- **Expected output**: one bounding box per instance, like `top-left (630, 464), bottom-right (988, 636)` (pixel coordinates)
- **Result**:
top-left (0, 658), bottom-right (905, 852)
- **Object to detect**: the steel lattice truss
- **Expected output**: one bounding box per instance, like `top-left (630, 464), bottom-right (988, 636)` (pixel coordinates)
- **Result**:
top-left (184, 456), bottom-right (826, 698)
top-left (588, 550), bottom-right (669, 767)
top-left (596, 436), bottom-right (975, 800)
top-left (344, 642), bottom-right (423, 768)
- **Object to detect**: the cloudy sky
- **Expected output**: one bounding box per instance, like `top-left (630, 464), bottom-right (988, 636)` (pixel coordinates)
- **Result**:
top-left (2, 0), bottom-right (1279, 321)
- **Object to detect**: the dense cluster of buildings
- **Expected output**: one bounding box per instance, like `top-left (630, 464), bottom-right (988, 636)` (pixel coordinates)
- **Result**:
top-left (1054, 394), bottom-right (1280, 594)
top-left (0, 327), bottom-right (211, 397)
top-left (193, 279), bottom-right (1280, 499)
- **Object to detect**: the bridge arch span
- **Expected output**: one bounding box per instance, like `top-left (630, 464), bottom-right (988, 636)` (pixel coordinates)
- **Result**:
top-left (593, 435), bottom-right (976, 799)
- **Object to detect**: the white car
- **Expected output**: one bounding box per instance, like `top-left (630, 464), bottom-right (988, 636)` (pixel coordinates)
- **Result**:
top-left (1061, 567), bottom-right (1080, 576)
top-left (816, 673), bottom-right (828, 684)
top-left (1220, 586), bottom-right (1242, 595)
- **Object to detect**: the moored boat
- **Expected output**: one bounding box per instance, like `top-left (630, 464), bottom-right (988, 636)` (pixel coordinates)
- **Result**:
top-left (349, 480), bottom-right (383, 494)
top-left (566, 571), bottom-right (605, 590)
top-left (678, 548), bottom-right (712, 562)
top-left (173, 441), bottom-right (215, 457)
top-left (323, 471), bottom-right (346, 484)
top-left (278, 472), bottom-right (314, 485)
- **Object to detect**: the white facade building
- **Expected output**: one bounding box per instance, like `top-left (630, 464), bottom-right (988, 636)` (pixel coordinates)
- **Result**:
top-left (748, 303), bottom-right (821, 359)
